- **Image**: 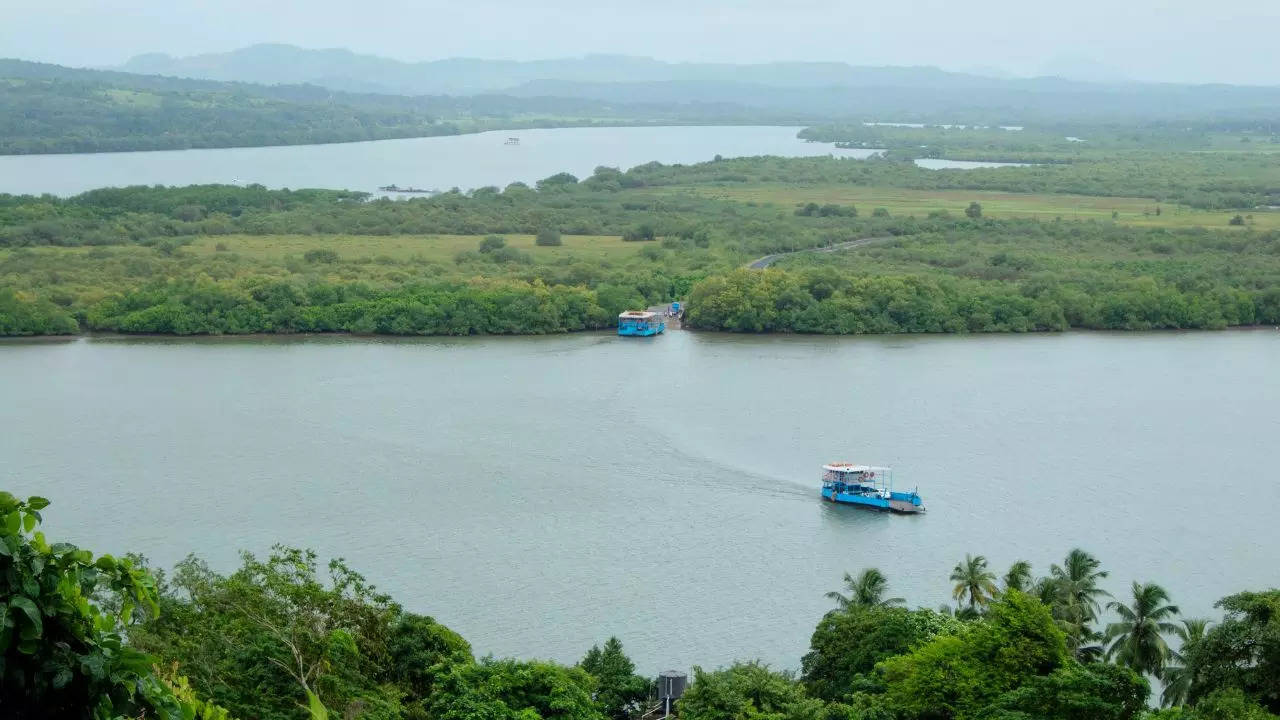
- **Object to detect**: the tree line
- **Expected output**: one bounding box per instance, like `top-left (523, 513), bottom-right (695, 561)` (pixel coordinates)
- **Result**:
top-left (3, 492), bottom-right (1276, 719)
top-left (2, 175), bottom-right (1278, 336)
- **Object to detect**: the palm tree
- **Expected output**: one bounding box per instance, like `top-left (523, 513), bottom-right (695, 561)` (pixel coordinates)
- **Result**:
top-left (950, 554), bottom-right (998, 610)
top-left (825, 568), bottom-right (904, 610)
top-left (1105, 581), bottom-right (1181, 679)
top-left (1003, 560), bottom-right (1033, 592)
top-left (1048, 548), bottom-right (1111, 657)
top-left (1160, 618), bottom-right (1210, 707)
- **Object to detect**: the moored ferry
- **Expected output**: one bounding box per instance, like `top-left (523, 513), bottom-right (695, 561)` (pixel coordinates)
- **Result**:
top-left (820, 463), bottom-right (925, 513)
top-left (618, 310), bottom-right (665, 336)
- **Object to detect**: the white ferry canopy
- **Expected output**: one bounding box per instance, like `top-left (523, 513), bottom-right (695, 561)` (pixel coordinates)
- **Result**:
top-left (619, 310), bottom-right (657, 319)
top-left (822, 463), bottom-right (890, 474)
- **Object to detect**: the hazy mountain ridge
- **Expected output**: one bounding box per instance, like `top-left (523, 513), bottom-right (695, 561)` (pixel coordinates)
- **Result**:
top-left (117, 44), bottom-right (1037, 95)
top-left (110, 44), bottom-right (1280, 122)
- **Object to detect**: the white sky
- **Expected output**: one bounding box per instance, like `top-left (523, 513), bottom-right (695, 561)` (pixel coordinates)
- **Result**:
top-left (3, 0), bottom-right (1277, 85)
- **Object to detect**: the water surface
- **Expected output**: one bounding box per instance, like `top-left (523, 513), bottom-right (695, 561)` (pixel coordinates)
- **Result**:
top-left (0, 126), bottom-right (879, 197)
top-left (3, 330), bottom-right (1277, 674)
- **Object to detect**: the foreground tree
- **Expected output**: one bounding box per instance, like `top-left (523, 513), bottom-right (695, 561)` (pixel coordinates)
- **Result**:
top-left (1185, 590), bottom-right (1280, 713)
top-left (1161, 618), bottom-right (1211, 708)
top-left (1004, 560), bottom-right (1034, 592)
top-left (1104, 581), bottom-right (1180, 679)
top-left (132, 546), bottom-right (407, 719)
top-left (579, 637), bottom-right (651, 720)
top-left (680, 662), bottom-right (823, 720)
top-left (801, 605), bottom-right (961, 701)
top-left (950, 554), bottom-right (998, 611)
top-left (982, 662), bottom-right (1148, 720)
top-left (428, 658), bottom-right (604, 720)
top-left (1046, 548), bottom-right (1111, 658)
top-left (826, 568), bottom-right (904, 610)
top-left (0, 492), bottom-right (219, 719)
top-left (878, 591), bottom-right (1069, 718)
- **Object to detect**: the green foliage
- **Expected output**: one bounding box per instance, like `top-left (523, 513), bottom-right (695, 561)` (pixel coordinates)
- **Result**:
top-left (622, 152), bottom-right (1280, 210)
top-left (824, 568), bottom-right (904, 611)
top-left (536, 228), bottom-right (564, 246)
top-left (1103, 582), bottom-right (1180, 680)
top-left (683, 269), bottom-right (1073, 334)
top-left (1161, 618), bottom-right (1211, 708)
top-left (950, 554), bottom-right (999, 611)
top-left (965, 202), bottom-right (982, 219)
top-left (578, 637), bottom-right (651, 720)
top-left (877, 591), bottom-right (1069, 719)
top-left (82, 279), bottom-right (612, 336)
top-left (680, 662), bottom-right (825, 720)
top-left (1185, 590), bottom-right (1280, 713)
top-left (982, 662), bottom-right (1149, 720)
top-left (622, 224), bottom-right (657, 242)
top-left (479, 235), bottom-right (508, 253)
top-left (426, 658), bottom-right (605, 720)
top-left (4, 159), bottom-right (1280, 339)
top-left (0, 288), bottom-right (79, 335)
top-left (1186, 688), bottom-right (1280, 720)
top-left (1003, 561), bottom-right (1034, 593)
top-left (131, 546), bottom-right (405, 720)
top-left (801, 606), bottom-right (958, 702)
top-left (1042, 549), bottom-right (1112, 659)
top-left (304, 248), bottom-right (341, 264)
top-left (0, 492), bottom-right (217, 719)
top-left (387, 612), bottom-right (474, 716)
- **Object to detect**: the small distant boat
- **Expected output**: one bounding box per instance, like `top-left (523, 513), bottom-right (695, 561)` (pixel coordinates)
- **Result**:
top-left (820, 463), bottom-right (925, 513)
top-left (378, 184), bottom-right (435, 194)
top-left (504, 137), bottom-right (520, 145)
top-left (617, 310), bottom-right (665, 337)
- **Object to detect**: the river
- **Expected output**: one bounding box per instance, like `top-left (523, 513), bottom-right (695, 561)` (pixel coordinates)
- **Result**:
top-left (2, 329), bottom-right (1277, 674)
top-left (0, 126), bottom-right (881, 197)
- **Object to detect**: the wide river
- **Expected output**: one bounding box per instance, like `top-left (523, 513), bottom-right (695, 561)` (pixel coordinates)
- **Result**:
top-left (0, 125), bottom-right (882, 197)
top-left (3, 329), bottom-right (1277, 674)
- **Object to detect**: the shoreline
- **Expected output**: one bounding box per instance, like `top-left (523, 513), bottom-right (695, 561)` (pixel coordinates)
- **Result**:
top-left (3, 324), bottom-right (1275, 345)
top-left (0, 120), bottom-right (817, 159)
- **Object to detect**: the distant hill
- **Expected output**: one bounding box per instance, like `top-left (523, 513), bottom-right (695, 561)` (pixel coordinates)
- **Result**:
top-left (119, 45), bottom-right (997, 95)
top-left (0, 59), bottom-right (798, 155)
top-left (116, 44), bottom-right (1280, 122)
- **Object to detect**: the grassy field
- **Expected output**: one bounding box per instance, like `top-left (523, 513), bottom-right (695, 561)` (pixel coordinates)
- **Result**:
top-left (184, 233), bottom-right (639, 264)
top-left (654, 184), bottom-right (1280, 230)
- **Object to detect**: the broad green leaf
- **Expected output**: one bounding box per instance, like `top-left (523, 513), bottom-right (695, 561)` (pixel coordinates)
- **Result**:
top-left (2, 511), bottom-right (20, 535)
top-left (10, 595), bottom-right (42, 639)
top-left (22, 511), bottom-right (36, 533)
top-left (26, 496), bottom-right (50, 510)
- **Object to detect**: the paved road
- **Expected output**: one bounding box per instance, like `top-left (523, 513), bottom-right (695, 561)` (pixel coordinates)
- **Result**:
top-left (747, 236), bottom-right (894, 269)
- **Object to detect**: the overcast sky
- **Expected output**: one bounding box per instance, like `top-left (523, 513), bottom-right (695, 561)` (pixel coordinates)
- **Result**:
top-left (3, 0), bottom-right (1277, 85)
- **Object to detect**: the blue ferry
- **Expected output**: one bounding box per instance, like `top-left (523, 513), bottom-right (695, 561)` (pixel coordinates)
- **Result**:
top-left (618, 310), bottom-right (665, 336)
top-left (820, 463), bottom-right (925, 514)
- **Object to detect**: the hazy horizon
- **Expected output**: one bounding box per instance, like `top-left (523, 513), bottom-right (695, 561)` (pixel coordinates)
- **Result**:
top-left (3, 0), bottom-right (1278, 86)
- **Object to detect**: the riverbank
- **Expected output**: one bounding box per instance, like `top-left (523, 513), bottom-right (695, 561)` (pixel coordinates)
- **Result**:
top-left (4, 156), bottom-right (1278, 338)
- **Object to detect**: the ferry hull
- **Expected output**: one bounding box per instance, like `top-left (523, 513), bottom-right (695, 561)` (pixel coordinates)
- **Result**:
top-left (618, 322), bottom-right (665, 336)
top-left (822, 487), bottom-right (925, 514)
